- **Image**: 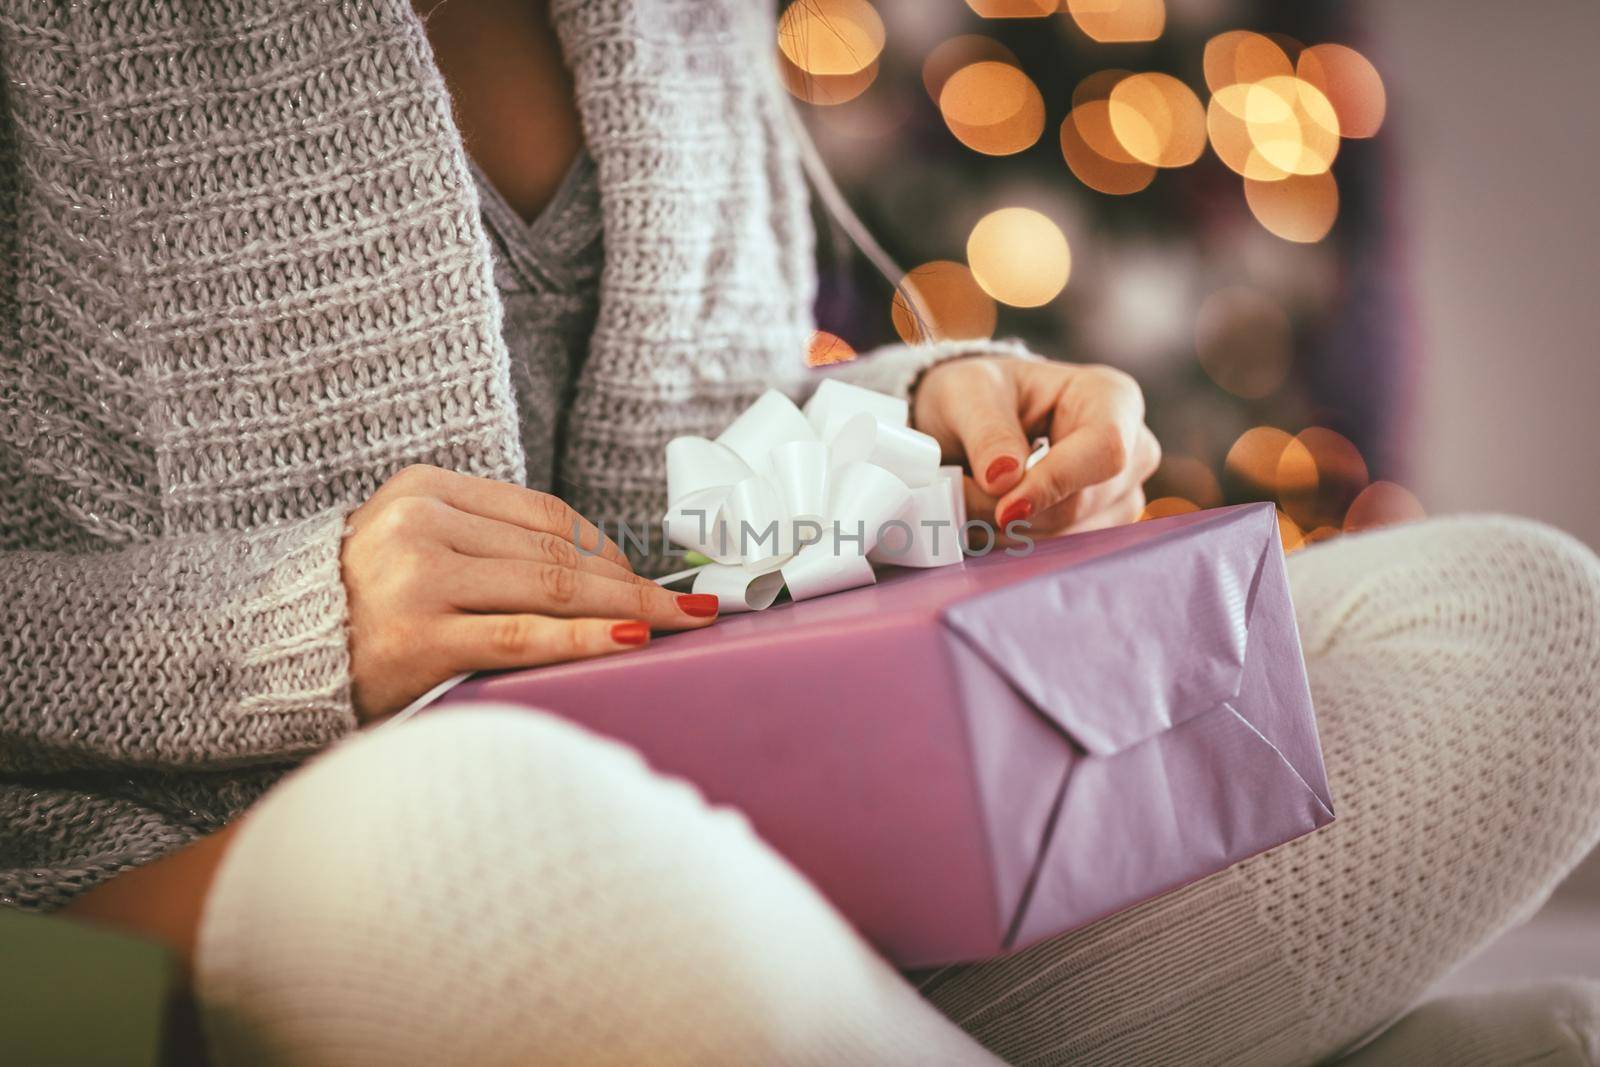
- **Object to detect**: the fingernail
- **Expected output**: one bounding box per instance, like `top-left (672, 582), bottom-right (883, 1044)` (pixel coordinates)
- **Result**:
top-left (676, 594), bottom-right (720, 618)
top-left (984, 456), bottom-right (1019, 485)
top-left (610, 621), bottom-right (650, 646)
top-left (998, 498), bottom-right (1034, 529)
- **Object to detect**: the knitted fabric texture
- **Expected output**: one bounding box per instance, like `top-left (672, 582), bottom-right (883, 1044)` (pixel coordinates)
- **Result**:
top-left (471, 150), bottom-right (604, 493)
top-left (1338, 981), bottom-right (1600, 1067)
top-left (197, 706), bottom-right (1004, 1067)
top-left (913, 517), bottom-right (1600, 1066)
top-left (192, 519), bottom-right (1600, 1066)
top-left (0, 0), bottom-right (1019, 907)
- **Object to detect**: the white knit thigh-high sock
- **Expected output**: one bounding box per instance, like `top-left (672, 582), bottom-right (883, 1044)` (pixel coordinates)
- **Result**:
top-left (195, 707), bottom-right (1001, 1067)
top-left (914, 516), bottom-right (1600, 1067)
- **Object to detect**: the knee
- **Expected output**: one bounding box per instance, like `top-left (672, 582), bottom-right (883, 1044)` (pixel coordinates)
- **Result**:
top-left (1435, 518), bottom-right (1600, 857)
top-left (1446, 515), bottom-right (1600, 638)
top-left (1426, 514), bottom-right (1600, 730)
top-left (204, 712), bottom-right (987, 1065)
top-left (1439, 516), bottom-right (1600, 698)
top-left (199, 708), bottom-right (784, 1062)
top-left (281, 703), bottom-right (728, 872)
top-left (1297, 516), bottom-right (1600, 844)
top-left (254, 704), bottom-right (825, 971)
top-left (1309, 514), bottom-right (1600, 681)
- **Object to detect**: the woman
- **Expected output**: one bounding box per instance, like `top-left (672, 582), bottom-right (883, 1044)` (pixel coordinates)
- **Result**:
top-left (3, 0), bottom-right (1597, 1063)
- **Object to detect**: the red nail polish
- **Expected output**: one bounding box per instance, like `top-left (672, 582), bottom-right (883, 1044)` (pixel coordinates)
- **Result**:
top-left (676, 593), bottom-right (720, 618)
top-left (610, 621), bottom-right (650, 646)
top-left (998, 498), bottom-right (1034, 529)
top-left (984, 455), bottom-right (1019, 485)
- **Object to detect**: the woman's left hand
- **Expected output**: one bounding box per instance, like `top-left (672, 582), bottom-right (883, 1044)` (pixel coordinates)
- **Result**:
top-left (912, 356), bottom-right (1161, 539)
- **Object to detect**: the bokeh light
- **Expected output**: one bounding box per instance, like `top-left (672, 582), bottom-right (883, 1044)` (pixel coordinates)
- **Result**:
top-left (940, 61), bottom-right (1046, 156)
top-left (1204, 37), bottom-right (1344, 200)
top-left (794, 11), bottom-right (1394, 529)
top-left (1195, 286), bottom-right (1292, 399)
top-left (779, 54), bottom-right (879, 106)
top-left (1265, 33), bottom-right (1306, 65)
top-left (1344, 481), bottom-right (1426, 532)
top-left (923, 35), bottom-right (1019, 102)
top-left (1203, 30), bottom-right (1292, 93)
top-left (1141, 496), bottom-right (1200, 520)
top-left (1207, 84), bottom-right (1294, 180)
top-left (1066, 0), bottom-right (1166, 44)
top-left (1243, 76), bottom-right (1340, 176)
top-left (1297, 43), bottom-right (1386, 139)
top-left (1071, 72), bottom-right (1147, 160)
top-left (777, 0), bottom-right (885, 75)
top-left (1224, 426), bottom-right (1294, 494)
top-left (967, 208), bottom-right (1071, 307)
top-left (1073, 68), bottom-right (1129, 113)
top-left (1244, 170), bottom-right (1340, 243)
top-left (1148, 454), bottom-right (1224, 508)
top-left (1276, 427), bottom-right (1370, 529)
top-left (1061, 71), bottom-right (1157, 195)
top-left (1277, 508), bottom-right (1305, 552)
top-left (890, 260), bottom-right (999, 343)
top-left (804, 330), bottom-right (858, 367)
top-left (1109, 73), bottom-right (1207, 168)
top-left (967, 0), bottom-right (1056, 16)
top-left (1060, 108), bottom-right (1157, 195)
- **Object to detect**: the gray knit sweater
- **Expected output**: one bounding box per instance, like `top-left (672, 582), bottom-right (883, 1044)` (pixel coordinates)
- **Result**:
top-left (0, 0), bottom-right (1028, 908)
top-left (472, 150), bottom-right (605, 491)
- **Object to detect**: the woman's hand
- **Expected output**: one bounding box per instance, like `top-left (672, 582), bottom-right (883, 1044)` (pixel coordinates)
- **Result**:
top-left (341, 464), bottom-right (719, 722)
top-left (912, 357), bottom-right (1160, 540)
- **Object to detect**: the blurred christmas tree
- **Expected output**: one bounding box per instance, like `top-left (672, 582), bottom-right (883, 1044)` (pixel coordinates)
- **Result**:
top-left (784, 0), bottom-right (1423, 549)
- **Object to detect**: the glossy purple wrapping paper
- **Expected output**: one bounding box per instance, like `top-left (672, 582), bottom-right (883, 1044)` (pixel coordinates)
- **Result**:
top-left (438, 502), bottom-right (1334, 966)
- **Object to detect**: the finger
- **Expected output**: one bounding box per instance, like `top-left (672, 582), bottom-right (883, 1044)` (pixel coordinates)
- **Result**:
top-left (962, 476), bottom-right (1049, 548)
top-left (934, 364), bottom-right (1032, 496)
top-left (385, 465), bottom-right (634, 572)
top-left (995, 367), bottom-right (1145, 522)
top-left (1132, 424), bottom-right (1162, 484)
top-left (995, 421), bottom-right (1127, 529)
top-left (1024, 479), bottom-right (1120, 536)
top-left (436, 506), bottom-right (652, 586)
top-left (962, 475), bottom-right (998, 524)
top-left (445, 557), bottom-right (719, 628)
top-left (1066, 484), bottom-right (1146, 534)
top-left (442, 614), bottom-right (653, 673)
top-left (1027, 424), bottom-right (1160, 536)
top-left (958, 476), bottom-right (1004, 551)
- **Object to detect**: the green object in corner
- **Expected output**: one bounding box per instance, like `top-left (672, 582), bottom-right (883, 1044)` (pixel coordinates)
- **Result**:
top-left (0, 909), bottom-right (172, 1067)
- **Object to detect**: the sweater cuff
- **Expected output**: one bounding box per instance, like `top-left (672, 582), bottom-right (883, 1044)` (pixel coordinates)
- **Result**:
top-left (812, 337), bottom-right (1041, 401)
top-left (225, 509), bottom-right (359, 759)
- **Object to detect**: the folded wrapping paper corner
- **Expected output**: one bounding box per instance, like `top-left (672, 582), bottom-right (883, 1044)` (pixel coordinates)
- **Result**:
top-left (941, 502), bottom-right (1273, 756)
top-left (930, 502), bottom-right (1335, 952)
top-left (663, 380), bottom-right (968, 611)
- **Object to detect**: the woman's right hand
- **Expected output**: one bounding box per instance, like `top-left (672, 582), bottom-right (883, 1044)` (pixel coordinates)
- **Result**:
top-left (341, 464), bottom-right (718, 722)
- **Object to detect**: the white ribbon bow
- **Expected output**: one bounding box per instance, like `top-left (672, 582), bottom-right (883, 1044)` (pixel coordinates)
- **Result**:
top-left (662, 380), bottom-right (968, 612)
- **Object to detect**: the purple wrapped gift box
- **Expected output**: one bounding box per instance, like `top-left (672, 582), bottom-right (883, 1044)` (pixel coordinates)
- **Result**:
top-left (437, 501), bottom-right (1334, 967)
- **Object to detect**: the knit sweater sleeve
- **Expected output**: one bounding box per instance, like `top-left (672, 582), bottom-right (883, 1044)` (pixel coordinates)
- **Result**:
top-left (811, 337), bottom-right (1042, 401)
top-left (0, 509), bottom-right (357, 774)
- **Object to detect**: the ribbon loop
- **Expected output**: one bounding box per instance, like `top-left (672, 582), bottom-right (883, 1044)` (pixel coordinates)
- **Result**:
top-left (769, 440), bottom-right (831, 524)
top-left (662, 380), bottom-right (966, 612)
top-left (717, 390), bottom-right (816, 475)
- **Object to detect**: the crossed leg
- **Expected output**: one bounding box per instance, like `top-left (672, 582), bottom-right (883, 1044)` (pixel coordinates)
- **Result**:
top-left (914, 516), bottom-right (1600, 1066)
